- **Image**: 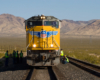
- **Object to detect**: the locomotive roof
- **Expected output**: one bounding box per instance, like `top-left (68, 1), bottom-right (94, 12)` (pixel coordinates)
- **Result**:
top-left (25, 15), bottom-right (59, 22)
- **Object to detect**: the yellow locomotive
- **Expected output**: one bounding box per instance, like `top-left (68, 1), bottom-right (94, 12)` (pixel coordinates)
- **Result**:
top-left (25, 15), bottom-right (61, 66)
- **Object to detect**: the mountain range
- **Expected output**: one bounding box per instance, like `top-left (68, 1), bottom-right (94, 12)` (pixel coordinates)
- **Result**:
top-left (0, 14), bottom-right (25, 37)
top-left (0, 14), bottom-right (100, 37)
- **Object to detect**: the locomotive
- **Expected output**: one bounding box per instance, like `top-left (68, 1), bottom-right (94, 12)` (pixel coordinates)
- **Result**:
top-left (24, 15), bottom-right (61, 66)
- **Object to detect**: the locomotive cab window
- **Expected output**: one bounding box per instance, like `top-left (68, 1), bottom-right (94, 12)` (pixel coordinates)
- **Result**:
top-left (44, 21), bottom-right (59, 28)
top-left (27, 21), bottom-right (42, 28)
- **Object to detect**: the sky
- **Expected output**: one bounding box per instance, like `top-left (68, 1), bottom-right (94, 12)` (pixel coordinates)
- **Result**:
top-left (0, 0), bottom-right (100, 21)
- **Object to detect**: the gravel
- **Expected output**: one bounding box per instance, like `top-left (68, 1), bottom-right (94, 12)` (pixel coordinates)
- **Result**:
top-left (56, 63), bottom-right (100, 80)
top-left (32, 69), bottom-right (51, 80)
top-left (0, 57), bottom-right (29, 80)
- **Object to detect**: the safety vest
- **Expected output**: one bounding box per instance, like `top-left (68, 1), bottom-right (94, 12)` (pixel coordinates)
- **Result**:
top-left (66, 57), bottom-right (69, 62)
top-left (15, 52), bottom-right (18, 58)
top-left (60, 51), bottom-right (64, 56)
top-left (20, 53), bottom-right (23, 57)
top-left (5, 52), bottom-right (9, 58)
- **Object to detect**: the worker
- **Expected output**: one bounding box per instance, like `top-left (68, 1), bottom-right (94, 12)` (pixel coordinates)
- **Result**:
top-left (5, 50), bottom-right (9, 67)
top-left (15, 51), bottom-right (17, 64)
top-left (15, 51), bottom-right (18, 64)
top-left (17, 50), bottom-right (19, 63)
top-left (63, 55), bottom-right (69, 64)
top-left (60, 49), bottom-right (64, 63)
top-left (12, 50), bottom-right (16, 64)
top-left (20, 50), bottom-right (23, 63)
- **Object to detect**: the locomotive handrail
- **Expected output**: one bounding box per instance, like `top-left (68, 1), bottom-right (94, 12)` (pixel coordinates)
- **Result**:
top-left (53, 38), bottom-right (60, 48)
top-left (26, 37), bottom-right (33, 49)
top-left (26, 30), bottom-right (34, 49)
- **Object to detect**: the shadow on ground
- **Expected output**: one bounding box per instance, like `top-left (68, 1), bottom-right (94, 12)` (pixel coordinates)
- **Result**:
top-left (0, 57), bottom-right (31, 72)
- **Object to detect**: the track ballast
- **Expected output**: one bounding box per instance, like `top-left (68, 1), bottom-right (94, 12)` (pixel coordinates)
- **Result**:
top-left (22, 66), bottom-right (66, 80)
top-left (68, 56), bottom-right (100, 77)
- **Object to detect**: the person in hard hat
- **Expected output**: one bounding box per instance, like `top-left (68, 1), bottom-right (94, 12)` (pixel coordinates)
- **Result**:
top-left (20, 50), bottom-right (23, 63)
top-left (15, 50), bottom-right (19, 64)
top-left (17, 50), bottom-right (19, 63)
top-left (60, 49), bottom-right (64, 63)
top-left (5, 50), bottom-right (9, 67)
top-left (15, 51), bottom-right (17, 64)
top-left (63, 55), bottom-right (69, 64)
top-left (12, 50), bottom-right (16, 64)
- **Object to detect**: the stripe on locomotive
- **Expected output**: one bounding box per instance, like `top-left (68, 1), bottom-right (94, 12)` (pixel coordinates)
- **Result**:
top-left (27, 30), bottom-right (58, 38)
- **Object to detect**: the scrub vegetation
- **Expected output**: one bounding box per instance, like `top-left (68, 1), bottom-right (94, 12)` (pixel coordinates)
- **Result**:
top-left (0, 37), bottom-right (26, 58)
top-left (0, 36), bottom-right (100, 65)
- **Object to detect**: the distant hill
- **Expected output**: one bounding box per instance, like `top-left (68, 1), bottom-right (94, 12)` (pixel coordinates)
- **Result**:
top-left (61, 20), bottom-right (88, 33)
top-left (0, 14), bottom-right (100, 37)
top-left (65, 20), bottom-right (100, 36)
top-left (61, 19), bottom-right (99, 33)
top-left (0, 14), bottom-right (25, 37)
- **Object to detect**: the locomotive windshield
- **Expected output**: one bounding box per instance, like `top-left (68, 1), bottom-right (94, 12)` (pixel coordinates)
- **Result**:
top-left (27, 21), bottom-right (59, 28)
top-left (44, 21), bottom-right (59, 28)
top-left (27, 21), bottom-right (42, 28)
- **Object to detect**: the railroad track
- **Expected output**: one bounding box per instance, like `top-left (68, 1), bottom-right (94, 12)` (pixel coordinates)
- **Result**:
top-left (22, 66), bottom-right (66, 80)
top-left (68, 56), bottom-right (100, 77)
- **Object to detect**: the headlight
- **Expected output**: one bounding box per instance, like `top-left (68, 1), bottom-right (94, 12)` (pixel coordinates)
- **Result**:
top-left (33, 44), bottom-right (36, 47)
top-left (40, 16), bottom-right (45, 19)
top-left (51, 44), bottom-right (53, 47)
top-left (42, 16), bottom-right (45, 19)
top-left (41, 16), bottom-right (43, 19)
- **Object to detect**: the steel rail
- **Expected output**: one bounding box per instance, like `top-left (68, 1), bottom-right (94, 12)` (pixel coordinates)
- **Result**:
top-left (22, 66), bottom-right (66, 80)
top-left (22, 66), bottom-right (34, 80)
top-left (30, 68), bottom-right (37, 80)
top-left (68, 56), bottom-right (100, 77)
top-left (30, 66), bottom-right (57, 80)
